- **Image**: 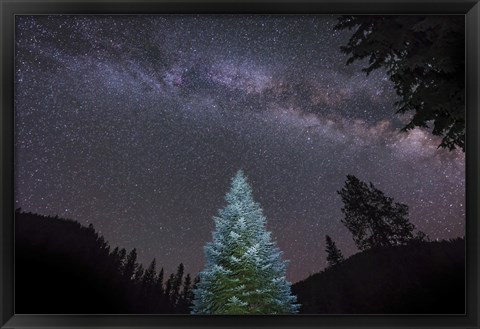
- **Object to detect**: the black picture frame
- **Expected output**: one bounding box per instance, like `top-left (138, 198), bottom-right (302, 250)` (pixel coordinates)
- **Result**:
top-left (1, 0), bottom-right (478, 328)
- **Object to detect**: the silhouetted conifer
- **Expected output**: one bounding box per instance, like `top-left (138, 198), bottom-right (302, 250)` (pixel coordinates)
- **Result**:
top-left (135, 264), bottom-right (145, 284)
top-left (123, 248), bottom-right (138, 281)
top-left (171, 263), bottom-right (184, 307)
top-left (338, 175), bottom-right (426, 251)
top-left (325, 235), bottom-right (345, 267)
top-left (143, 259), bottom-right (157, 288)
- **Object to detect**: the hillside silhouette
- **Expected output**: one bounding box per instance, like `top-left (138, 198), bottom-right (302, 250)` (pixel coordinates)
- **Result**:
top-left (292, 238), bottom-right (465, 314)
top-left (15, 210), bottom-right (194, 314)
top-left (16, 210), bottom-right (465, 314)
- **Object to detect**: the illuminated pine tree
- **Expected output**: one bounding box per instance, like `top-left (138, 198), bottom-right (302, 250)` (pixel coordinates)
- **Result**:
top-left (192, 170), bottom-right (299, 314)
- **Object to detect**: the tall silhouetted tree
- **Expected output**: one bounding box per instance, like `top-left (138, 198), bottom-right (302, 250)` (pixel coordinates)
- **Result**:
top-left (118, 248), bottom-right (127, 271)
top-left (165, 273), bottom-right (174, 311)
top-left (182, 274), bottom-right (193, 301)
top-left (335, 16), bottom-right (464, 151)
top-left (338, 175), bottom-right (426, 251)
top-left (123, 248), bottom-right (138, 281)
top-left (170, 263), bottom-right (185, 308)
top-left (176, 273), bottom-right (194, 313)
top-left (156, 267), bottom-right (165, 295)
top-left (142, 259), bottom-right (157, 288)
top-left (135, 264), bottom-right (145, 284)
top-left (192, 170), bottom-right (299, 314)
top-left (111, 246), bottom-right (120, 259)
top-left (325, 235), bottom-right (345, 267)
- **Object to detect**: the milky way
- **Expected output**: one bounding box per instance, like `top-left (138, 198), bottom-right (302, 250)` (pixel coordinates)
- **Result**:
top-left (15, 15), bottom-right (465, 283)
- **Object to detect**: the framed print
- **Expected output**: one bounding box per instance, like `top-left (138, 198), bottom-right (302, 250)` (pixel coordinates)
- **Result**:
top-left (1, 0), bottom-right (479, 328)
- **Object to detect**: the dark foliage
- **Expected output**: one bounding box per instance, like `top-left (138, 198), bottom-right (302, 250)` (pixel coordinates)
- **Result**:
top-left (338, 175), bottom-right (426, 250)
top-left (15, 210), bottom-right (195, 314)
top-left (335, 15), bottom-right (465, 151)
top-left (292, 238), bottom-right (465, 314)
top-left (325, 235), bottom-right (345, 267)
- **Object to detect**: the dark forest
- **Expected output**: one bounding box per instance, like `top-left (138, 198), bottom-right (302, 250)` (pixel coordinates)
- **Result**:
top-left (16, 209), bottom-right (464, 314)
top-left (16, 210), bottom-right (195, 314)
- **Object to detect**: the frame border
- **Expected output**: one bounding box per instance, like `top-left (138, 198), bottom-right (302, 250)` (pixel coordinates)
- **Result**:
top-left (1, 1), bottom-right (479, 328)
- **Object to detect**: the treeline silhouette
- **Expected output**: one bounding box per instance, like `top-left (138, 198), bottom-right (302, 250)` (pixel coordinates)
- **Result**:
top-left (16, 184), bottom-right (465, 315)
top-left (292, 238), bottom-right (465, 314)
top-left (15, 210), bottom-right (196, 314)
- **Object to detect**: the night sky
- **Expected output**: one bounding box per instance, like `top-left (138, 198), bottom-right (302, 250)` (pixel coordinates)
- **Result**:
top-left (15, 15), bottom-right (465, 283)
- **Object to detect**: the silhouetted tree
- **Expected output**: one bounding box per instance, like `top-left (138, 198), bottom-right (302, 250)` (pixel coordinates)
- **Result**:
top-left (193, 275), bottom-right (200, 287)
top-left (156, 267), bottom-right (165, 295)
top-left (112, 246), bottom-right (120, 258)
top-left (165, 273), bottom-right (174, 311)
top-left (325, 235), bottom-right (345, 267)
top-left (338, 175), bottom-right (426, 251)
top-left (134, 264), bottom-right (145, 284)
top-left (175, 273), bottom-right (193, 313)
top-left (104, 246), bottom-right (124, 285)
top-left (182, 274), bottom-right (193, 301)
top-left (118, 248), bottom-right (127, 271)
top-left (143, 259), bottom-right (157, 288)
top-left (335, 15), bottom-right (465, 151)
top-left (171, 263), bottom-right (184, 308)
top-left (123, 248), bottom-right (138, 281)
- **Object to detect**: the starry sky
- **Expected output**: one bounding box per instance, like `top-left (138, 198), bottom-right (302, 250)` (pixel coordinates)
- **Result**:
top-left (15, 15), bottom-right (465, 283)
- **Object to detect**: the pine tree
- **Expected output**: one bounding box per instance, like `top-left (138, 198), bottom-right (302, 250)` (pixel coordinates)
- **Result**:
top-left (118, 248), bottom-right (126, 269)
top-left (142, 258), bottom-right (157, 288)
top-left (139, 258), bottom-right (157, 313)
top-left (123, 248), bottom-right (138, 281)
top-left (182, 274), bottom-right (193, 302)
top-left (338, 175), bottom-right (426, 251)
top-left (192, 170), bottom-right (299, 314)
top-left (111, 246), bottom-right (120, 259)
top-left (171, 263), bottom-right (185, 308)
top-left (325, 235), bottom-right (345, 267)
top-left (165, 273), bottom-right (174, 311)
top-left (134, 264), bottom-right (145, 284)
top-left (176, 274), bottom-right (193, 313)
top-left (156, 267), bottom-right (164, 296)
top-left (152, 267), bottom-right (165, 312)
